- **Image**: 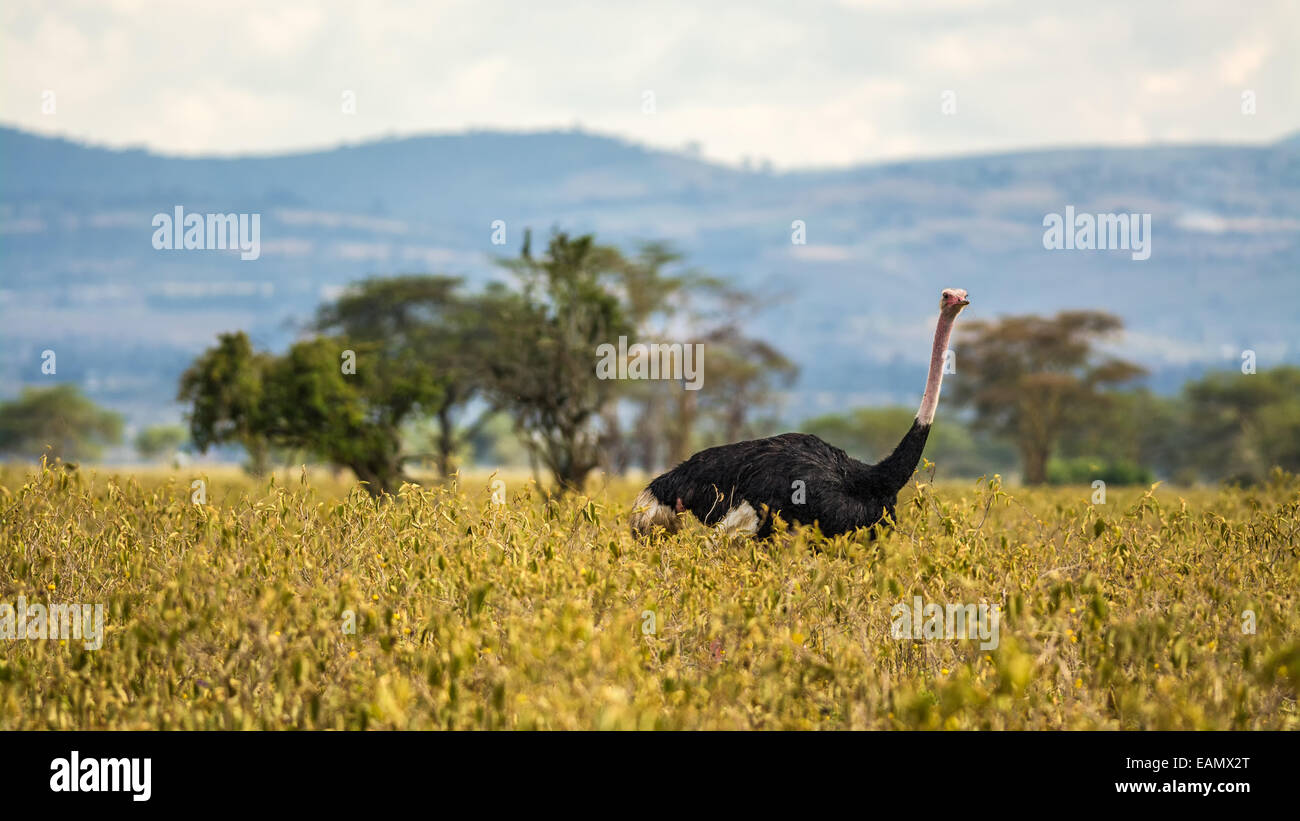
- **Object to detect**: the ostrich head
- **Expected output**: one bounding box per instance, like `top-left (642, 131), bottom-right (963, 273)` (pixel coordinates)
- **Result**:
top-left (940, 288), bottom-right (970, 316)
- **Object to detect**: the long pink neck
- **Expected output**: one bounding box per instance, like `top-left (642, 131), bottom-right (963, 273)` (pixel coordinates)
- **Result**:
top-left (916, 311), bottom-right (956, 426)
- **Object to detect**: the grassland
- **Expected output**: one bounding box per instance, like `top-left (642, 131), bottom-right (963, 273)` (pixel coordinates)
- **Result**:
top-left (1, 461), bottom-right (1297, 730)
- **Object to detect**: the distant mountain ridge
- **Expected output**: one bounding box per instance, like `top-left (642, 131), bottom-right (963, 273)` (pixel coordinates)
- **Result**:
top-left (1, 124), bottom-right (1297, 430)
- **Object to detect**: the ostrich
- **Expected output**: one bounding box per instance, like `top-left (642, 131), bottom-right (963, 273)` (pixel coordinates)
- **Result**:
top-left (629, 288), bottom-right (969, 539)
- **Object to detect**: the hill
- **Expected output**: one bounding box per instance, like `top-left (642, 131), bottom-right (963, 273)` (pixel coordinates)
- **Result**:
top-left (1, 125), bottom-right (1297, 429)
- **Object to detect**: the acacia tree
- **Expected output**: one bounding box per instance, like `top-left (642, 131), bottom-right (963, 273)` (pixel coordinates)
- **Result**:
top-left (952, 310), bottom-right (1144, 484)
top-left (177, 332), bottom-right (273, 475)
top-left (482, 231), bottom-right (633, 492)
top-left (696, 324), bottom-right (798, 445)
top-left (180, 276), bottom-right (487, 495)
top-left (258, 336), bottom-right (413, 493)
top-left (135, 425), bottom-right (188, 462)
top-left (182, 331), bottom-right (421, 495)
top-left (1181, 365), bottom-right (1300, 483)
top-left (0, 385), bottom-right (123, 462)
top-left (313, 275), bottom-right (489, 478)
top-left (604, 241), bottom-right (699, 473)
top-left (607, 249), bottom-right (794, 470)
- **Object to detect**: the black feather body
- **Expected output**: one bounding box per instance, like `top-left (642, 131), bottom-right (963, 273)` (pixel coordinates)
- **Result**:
top-left (645, 420), bottom-right (931, 538)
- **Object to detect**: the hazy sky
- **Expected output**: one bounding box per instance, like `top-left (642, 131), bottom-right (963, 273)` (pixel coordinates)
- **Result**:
top-left (3, 0), bottom-right (1297, 168)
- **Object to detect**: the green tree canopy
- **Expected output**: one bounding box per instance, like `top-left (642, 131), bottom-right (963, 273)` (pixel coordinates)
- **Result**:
top-left (1181, 365), bottom-right (1300, 483)
top-left (313, 275), bottom-right (489, 478)
top-left (0, 384), bottom-right (123, 461)
top-left (178, 331), bottom-right (273, 475)
top-left (174, 233), bottom-right (800, 494)
top-left (259, 336), bottom-right (408, 492)
top-left (697, 324), bottom-right (798, 445)
top-left (952, 311), bottom-right (1145, 484)
top-left (180, 277), bottom-right (493, 494)
top-left (482, 231), bottom-right (633, 492)
top-left (134, 425), bottom-right (188, 462)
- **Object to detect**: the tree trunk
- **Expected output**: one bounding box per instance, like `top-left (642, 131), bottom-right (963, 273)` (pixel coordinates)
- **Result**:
top-left (350, 462), bottom-right (381, 495)
top-left (597, 403), bottom-right (623, 475)
top-left (556, 462), bottom-right (593, 494)
top-left (544, 423), bottom-right (597, 495)
top-left (350, 451), bottom-right (406, 498)
top-left (435, 404), bottom-right (456, 478)
top-left (1017, 393), bottom-right (1055, 485)
top-left (1020, 441), bottom-right (1050, 485)
top-left (667, 390), bottom-right (698, 465)
top-left (635, 391), bottom-right (663, 472)
top-left (243, 437), bottom-right (270, 477)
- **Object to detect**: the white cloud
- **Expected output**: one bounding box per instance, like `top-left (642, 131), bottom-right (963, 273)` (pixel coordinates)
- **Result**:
top-left (0, 0), bottom-right (1296, 168)
top-left (1219, 41), bottom-right (1272, 86)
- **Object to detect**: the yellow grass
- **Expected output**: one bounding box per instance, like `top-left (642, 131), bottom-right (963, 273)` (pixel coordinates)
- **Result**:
top-left (1, 461), bottom-right (1297, 729)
